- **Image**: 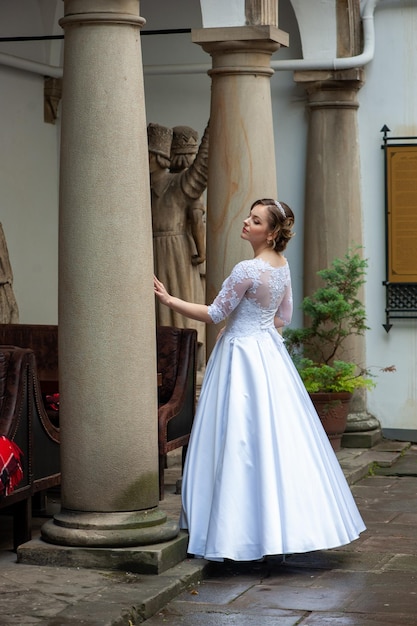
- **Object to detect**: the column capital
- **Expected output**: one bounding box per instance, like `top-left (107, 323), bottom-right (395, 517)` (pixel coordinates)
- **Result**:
top-left (294, 67), bottom-right (365, 90)
top-left (192, 24), bottom-right (288, 48)
top-left (60, 0), bottom-right (144, 28)
top-left (192, 25), bottom-right (288, 77)
top-left (294, 68), bottom-right (365, 110)
top-left (63, 0), bottom-right (140, 15)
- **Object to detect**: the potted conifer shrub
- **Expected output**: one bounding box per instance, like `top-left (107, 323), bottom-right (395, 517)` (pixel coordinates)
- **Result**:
top-left (283, 248), bottom-right (377, 451)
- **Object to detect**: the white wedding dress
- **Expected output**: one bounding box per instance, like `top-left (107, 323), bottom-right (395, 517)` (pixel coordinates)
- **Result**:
top-left (180, 258), bottom-right (366, 561)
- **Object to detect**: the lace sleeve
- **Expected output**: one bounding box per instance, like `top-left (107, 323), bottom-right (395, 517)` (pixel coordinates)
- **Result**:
top-left (207, 262), bottom-right (252, 324)
top-left (275, 280), bottom-right (293, 327)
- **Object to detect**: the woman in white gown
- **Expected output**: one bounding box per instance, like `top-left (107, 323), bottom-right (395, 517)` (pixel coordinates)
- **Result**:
top-left (154, 198), bottom-right (365, 562)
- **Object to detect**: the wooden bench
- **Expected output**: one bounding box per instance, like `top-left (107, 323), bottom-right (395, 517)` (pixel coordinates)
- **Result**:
top-left (0, 345), bottom-right (60, 550)
top-left (0, 324), bottom-right (197, 510)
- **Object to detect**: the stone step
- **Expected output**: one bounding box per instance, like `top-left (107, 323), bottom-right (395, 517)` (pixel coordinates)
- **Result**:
top-left (374, 444), bottom-right (417, 477)
top-left (336, 440), bottom-right (413, 484)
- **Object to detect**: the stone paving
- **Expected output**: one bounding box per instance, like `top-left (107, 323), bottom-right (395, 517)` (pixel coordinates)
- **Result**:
top-left (143, 442), bottom-right (417, 626)
top-left (0, 441), bottom-right (415, 625)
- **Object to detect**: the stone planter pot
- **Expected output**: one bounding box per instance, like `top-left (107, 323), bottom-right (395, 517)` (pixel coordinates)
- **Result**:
top-left (310, 391), bottom-right (352, 452)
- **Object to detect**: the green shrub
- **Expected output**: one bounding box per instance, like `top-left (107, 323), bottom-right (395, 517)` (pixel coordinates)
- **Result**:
top-left (284, 248), bottom-right (376, 393)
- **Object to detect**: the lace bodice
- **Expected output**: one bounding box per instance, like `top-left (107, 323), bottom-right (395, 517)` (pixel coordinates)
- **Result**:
top-left (208, 258), bottom-right (293, 337)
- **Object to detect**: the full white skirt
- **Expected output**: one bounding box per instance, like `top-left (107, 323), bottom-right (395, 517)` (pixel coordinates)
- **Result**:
top-left (180, 329), bottom-right (366, 561)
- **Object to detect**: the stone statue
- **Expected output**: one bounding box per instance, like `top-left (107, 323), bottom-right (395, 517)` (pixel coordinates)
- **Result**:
top-left (170, 124), bottom-right (206, 272)
top-left (148, 121), bottom-right (209, 347)
top-left (0, 223), bottom-right (19, 323)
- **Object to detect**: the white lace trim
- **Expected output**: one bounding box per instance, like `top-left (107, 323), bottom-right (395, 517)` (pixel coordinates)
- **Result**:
top-left (207, 258), bottom-right (293, 334)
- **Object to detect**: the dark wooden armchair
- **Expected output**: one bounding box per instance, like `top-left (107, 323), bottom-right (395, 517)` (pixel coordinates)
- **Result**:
top-left (0, 346), bottom-right (60, 550)
top-left (157, 326), bottom-right (197, 499)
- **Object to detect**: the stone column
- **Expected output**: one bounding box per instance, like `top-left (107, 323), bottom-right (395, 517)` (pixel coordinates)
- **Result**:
top-left (295, 68), bottom-right (380, 441)
top-left (193, 25), bottom-right (288, 354)
top-left (42, 0), bottom-right (178, 547)
top-left (295, 68), bottom-right (364, 293)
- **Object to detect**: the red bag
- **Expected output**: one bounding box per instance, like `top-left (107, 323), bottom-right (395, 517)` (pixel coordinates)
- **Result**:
top-left (0, 436), bottom-right (23, 496)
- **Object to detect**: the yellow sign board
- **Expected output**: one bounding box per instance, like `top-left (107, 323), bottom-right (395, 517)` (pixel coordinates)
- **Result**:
top-left (387, 145), bottom-right (417, 282)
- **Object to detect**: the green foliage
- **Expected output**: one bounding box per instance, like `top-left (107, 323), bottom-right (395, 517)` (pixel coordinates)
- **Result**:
top-left (367, 462), bottom-right (378, 477)
top-left (284, 248), bottom-right (374, 394)
top-left (292, 358), bottom-right (375, 394)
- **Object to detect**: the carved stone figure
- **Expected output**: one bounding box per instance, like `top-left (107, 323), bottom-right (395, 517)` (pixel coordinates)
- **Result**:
top-left (0, 224), bottom-right (19, 323)
top-left (170, 124), bottom-right (206, 284)
top-left (44, 77), bottom-right (62, 125)
top-left (148, 122), bottom-right (209, 346)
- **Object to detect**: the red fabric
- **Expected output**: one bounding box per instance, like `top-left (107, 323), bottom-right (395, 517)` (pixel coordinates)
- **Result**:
top-left (45, 393), bottom-right (60, 411)
top-left (0, 436), bottom-right (23, 496)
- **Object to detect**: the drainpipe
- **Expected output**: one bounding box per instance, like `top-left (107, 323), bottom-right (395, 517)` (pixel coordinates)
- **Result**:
top-left (0, 0), bottom-right (379, 78)
top-left (0, 51), bottom-right (63, 78)
top-left (271, 0), bottom-right (379, 71)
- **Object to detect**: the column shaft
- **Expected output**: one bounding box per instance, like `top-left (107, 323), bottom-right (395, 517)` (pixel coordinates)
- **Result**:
top-left (41, 0), bottom-right (178, 547)
top-left (295, 68), bottom-right (380, 432)
top-left (193, 25), bottom-right (288, 353)
top-left (295, 69), bottom-right (365, 297)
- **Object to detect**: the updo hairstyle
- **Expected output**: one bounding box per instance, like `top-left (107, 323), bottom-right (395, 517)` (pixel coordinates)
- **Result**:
top-left (250, 198), bottom-right (295, 252)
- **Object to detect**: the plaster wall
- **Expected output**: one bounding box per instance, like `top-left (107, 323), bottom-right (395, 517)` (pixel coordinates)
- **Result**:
top-left (0, 70), bottom-right (59, 324)
top-left (289, 0), bottom-right (337, 59)
top-left (140, 0), bottom-right (209, 133)
top-left (0, 0), bottom-right (61, 323)
top-left (200, 0), bottom-right (246, 28)
top-left (359, 2), bottom-right (417, 435)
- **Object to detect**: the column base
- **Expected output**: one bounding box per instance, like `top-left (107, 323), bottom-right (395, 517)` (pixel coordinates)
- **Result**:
top-left (17, 530), bottom-right (189, 575)
top-left (343, 411), bottom-right (382, 448)
top-left (41, 507), bottom-right (179, 547)
top-left (342, 428), bottom-right (382, 449)
top-left (345, 411), bottom-right (381, 432)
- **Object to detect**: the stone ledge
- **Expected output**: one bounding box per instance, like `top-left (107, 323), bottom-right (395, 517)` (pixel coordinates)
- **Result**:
top-left (342, 428), bottom-right (383, 449)
top-left (337, 440), bottom-right (413, 484)
top-left (17, 531), bottom-right (190, 575)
